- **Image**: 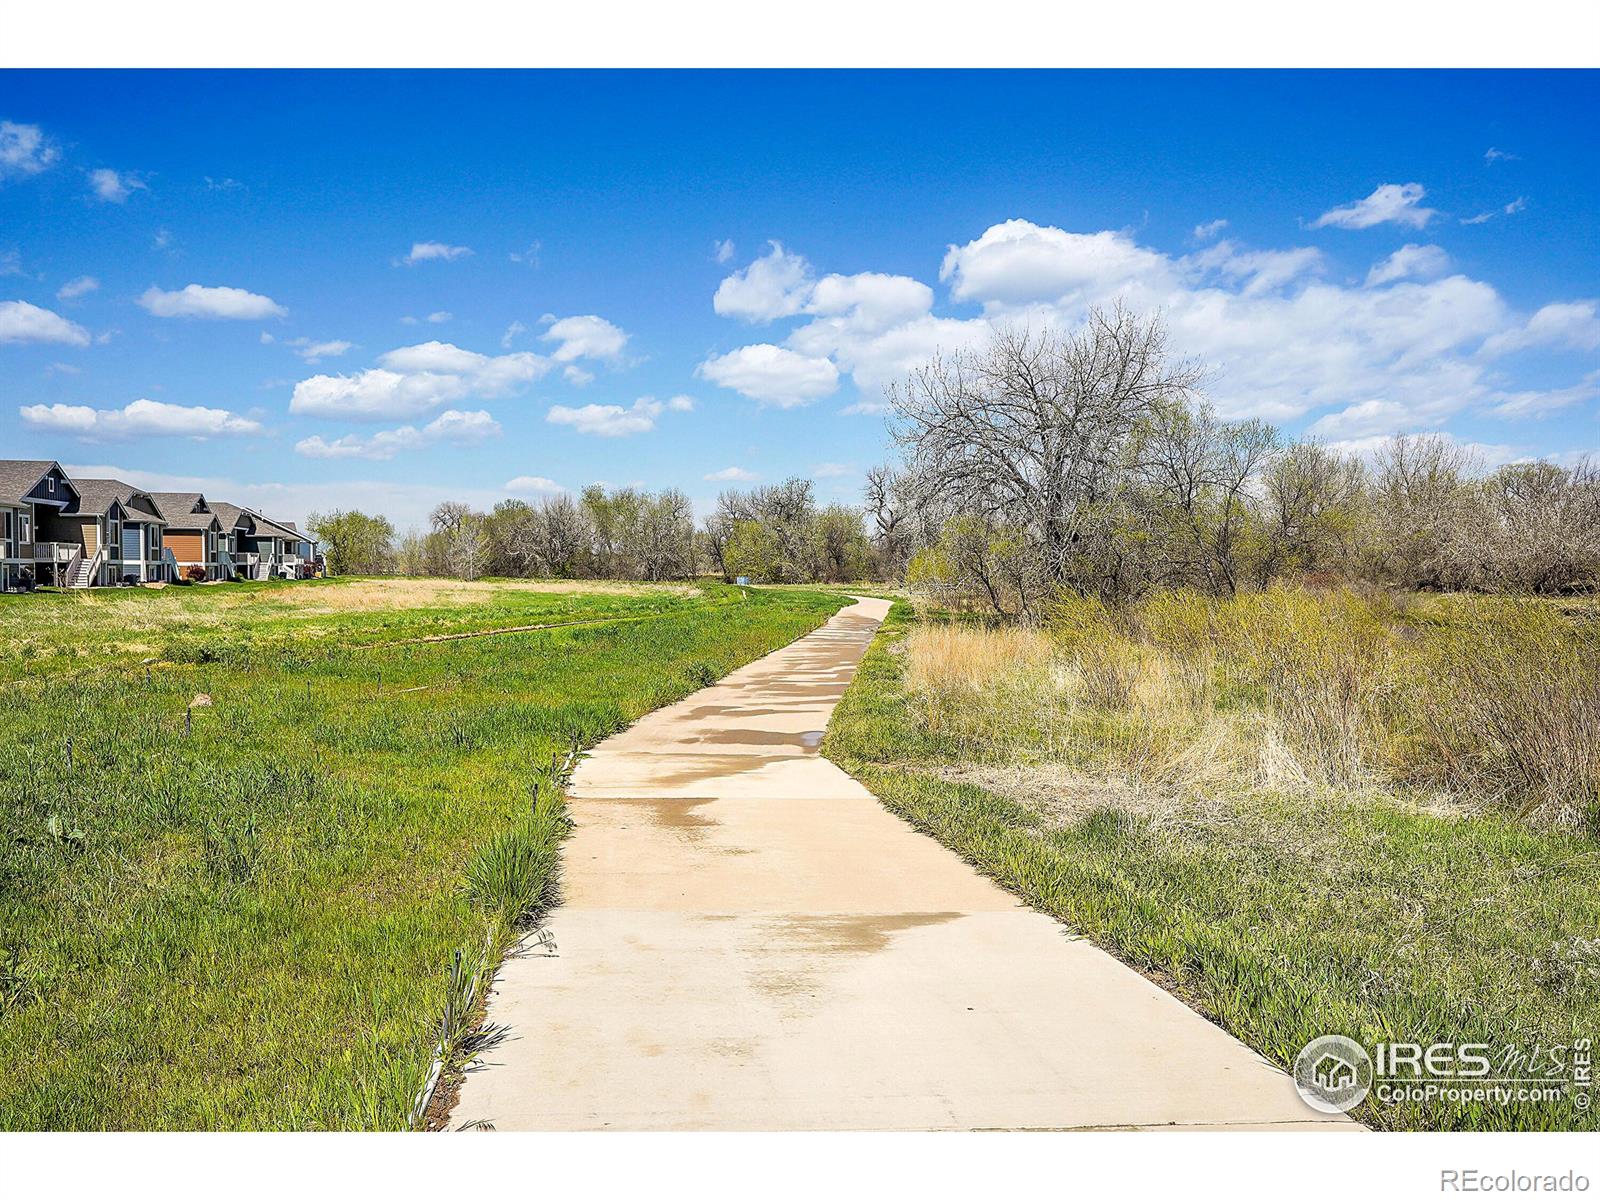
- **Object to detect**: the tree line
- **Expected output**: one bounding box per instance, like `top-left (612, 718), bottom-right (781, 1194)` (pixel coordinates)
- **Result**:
top-left (308, 306), bottom-right (1599, 611)
top-left (879, 308), bottom-right (1599, 615)
top-left (309, 479), bottom-right (876, 585)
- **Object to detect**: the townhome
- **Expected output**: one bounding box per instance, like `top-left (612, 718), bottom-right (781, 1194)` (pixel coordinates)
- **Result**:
top-left (0, 460), bottom-right (82, 589)
top-left (210, 504), bottom-right (317, 579)
top-left (44, 479), bottom-right (173, 586)
top-left (149, 492), bottom-right (230, 580)
top-left (1, 460), bottom-right (318, 590)
top-left (206, 502), bottom-right (262, 578)
top-left (247, 510), bottom-right (318, 579)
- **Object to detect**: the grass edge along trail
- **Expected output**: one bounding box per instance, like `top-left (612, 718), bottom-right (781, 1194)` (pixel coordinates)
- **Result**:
top-left (0, 582), bottom-right (845, 1130)
top-left (822, 601), bottom-right (1600, 1133)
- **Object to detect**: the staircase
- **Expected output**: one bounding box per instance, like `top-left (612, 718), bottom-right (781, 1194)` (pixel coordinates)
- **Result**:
top-left (66, 548), bottom-right (104, 589)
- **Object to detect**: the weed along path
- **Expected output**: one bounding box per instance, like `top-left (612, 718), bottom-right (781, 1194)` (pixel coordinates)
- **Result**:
top-left (451, 597), bottom-right (1354, 1131)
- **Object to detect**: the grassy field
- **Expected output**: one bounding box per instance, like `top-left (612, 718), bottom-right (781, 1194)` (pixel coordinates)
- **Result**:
top-left (824, 589), bottom-right (1600, 1132)
top-left (0, 576), bottom-right (715, 682)
top-left (0, 577), bottom-right (843, 1130)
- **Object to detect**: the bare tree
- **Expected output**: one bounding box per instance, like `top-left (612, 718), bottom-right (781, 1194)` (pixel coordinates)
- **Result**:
top-left (430, 501), bottom-right (487, 580)
top-left (533, 495), bottom-right (591, 577)
top-left (1369, 434), bottom-right (1480, 589)
top-left (633, 489), bottom-right (696, 581)
top-left (813, 505), bottom-right (871, 582)
top-left (1254, 442), bottom-right (1368, 584)
top-left (864, 465), bottom-right (914, 578)
top-left (714, 478), bottom-right (818, 582)
top-left (1134, 402), bottom-right (1277, 595)
top-left (890, 307), bottom-right (1203, 599)
top-left (1476, 458), bottom-right (1600, 593)
top-left (700, 510), bottom-right (734, 580)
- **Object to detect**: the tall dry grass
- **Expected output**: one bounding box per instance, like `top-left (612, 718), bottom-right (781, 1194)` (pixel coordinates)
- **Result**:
top-left (903, 623), bottom-right (1061, 758)
top-left (903, 586), bottom-right (1600, 828)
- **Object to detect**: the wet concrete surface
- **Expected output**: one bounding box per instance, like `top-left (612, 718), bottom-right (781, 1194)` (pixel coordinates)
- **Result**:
top-left (451, 597), bottom-right (1355, 1131)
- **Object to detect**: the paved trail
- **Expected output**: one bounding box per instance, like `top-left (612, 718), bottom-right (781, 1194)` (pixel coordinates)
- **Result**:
top-left (452, 597), bottom-right (1352, 1131)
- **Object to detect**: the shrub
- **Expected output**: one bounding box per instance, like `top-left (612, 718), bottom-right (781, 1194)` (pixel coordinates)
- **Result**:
top-left (683, 660), bottom-right (718, 688)
top-left (1071, 638), bottom-right (1142, 710)
top-left (907, 582), bottom-right (1600, 830)
top-left (1395, 598), bottom-right (1600, 827)
top-left (181, 565), bottom-right (207, 584)
top-left (463, 804), bottom-right (565, 926)
top-left (1189, 586), bottom-right (1391, 787)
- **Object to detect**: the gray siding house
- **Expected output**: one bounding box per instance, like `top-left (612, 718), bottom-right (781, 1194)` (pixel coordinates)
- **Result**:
top-left (1, 460), bottom-right (319, 589)
top-left (0, 460), bottom-right (81, 589)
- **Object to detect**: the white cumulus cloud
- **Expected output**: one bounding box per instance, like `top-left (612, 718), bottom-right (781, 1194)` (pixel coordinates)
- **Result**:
top-left (505, 475), bottom-right (566, 495)
top-left (716, 219), bottom-right (1594, 442)
top-left (56, 275), bottom-right (99, 301)
top-left (139, 283), bottom-right (286, 320)
top-left (0, 121), bottom-right (58, 179)
top-left (1365, 244), bottom-right (1450, 287)
top-left (20, 398), bottom-right (262, 440)
top-left (704, 466), bottom-right (757, 482)
top-left (1311, 183), bottom-right (1437, 230)
top-left (285, 338), bottom-right (353, 363)
top-left (696, 343), bottom-right (839, 408)
top-left (295, 409), bottom-right (500, 461)
top-left (88, 168), bottom-right (146, 203)
top-left (547, 394), bottom-right (686, 437)
top-left (941, 220), bottom-right (1171, 307)
top-left (0, 300), bottom-right (90, 345)
top-left (291, 341), bottom-right (551, 421)
top-left (714, 242), bottom-right (814, 322)
top-left (1480, 301), bottom-right (1600, 359)
top-left (401, 242), bottom-right (472, 265)
top-left (540, 314), bottom-right (629, 363)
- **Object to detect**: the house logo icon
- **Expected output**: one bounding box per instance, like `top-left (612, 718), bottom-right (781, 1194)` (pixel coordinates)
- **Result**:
top-left (1313, 1053), bottom-right (1356, 1092)
top-left (1294, 1035), bottom-right (1372, 1114)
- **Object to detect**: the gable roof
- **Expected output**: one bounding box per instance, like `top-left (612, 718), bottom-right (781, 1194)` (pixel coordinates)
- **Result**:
top-left (63, 478), bottom-right (167, 523)
top-left (207, 501), bottom-right (253, 531)
top-left (149, 491), bottom-right (208, 521)
top-left (245, 509), bottom-right (307, 541)
top-left (0, 460), bottom-right (73, 506)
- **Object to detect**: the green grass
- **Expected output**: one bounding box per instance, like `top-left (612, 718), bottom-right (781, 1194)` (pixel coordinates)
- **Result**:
top-left (824, 602), bottom-right (1600, 1132)
top-left (0, 575), bottom-right (715, 682)
top-left (0, 577), bottom-right (843, 1129)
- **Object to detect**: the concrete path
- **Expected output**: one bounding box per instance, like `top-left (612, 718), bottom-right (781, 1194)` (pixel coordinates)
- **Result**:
top-left (452, 597), bottom-right (1352, 1131)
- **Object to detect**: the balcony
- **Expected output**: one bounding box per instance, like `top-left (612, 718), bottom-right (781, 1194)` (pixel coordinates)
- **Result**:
top-left (33, 542), bottom-right (77, 563)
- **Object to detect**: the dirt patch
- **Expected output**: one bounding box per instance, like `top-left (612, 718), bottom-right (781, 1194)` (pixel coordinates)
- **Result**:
top-left (927, 762), bottom-right (1194, 826)
top-left (285, 578), bottom-right (695, 614)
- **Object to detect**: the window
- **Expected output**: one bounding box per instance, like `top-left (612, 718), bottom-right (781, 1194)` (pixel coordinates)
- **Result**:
top-left (46, 476), bottom-right (54, 494)
top-left (20, 514), bottom-right (30, 544)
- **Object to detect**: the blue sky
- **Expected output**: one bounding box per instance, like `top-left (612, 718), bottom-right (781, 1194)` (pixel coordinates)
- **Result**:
top-left (1, 70), bottom-right (1596, 528)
